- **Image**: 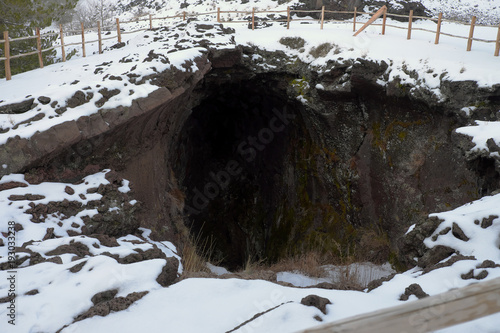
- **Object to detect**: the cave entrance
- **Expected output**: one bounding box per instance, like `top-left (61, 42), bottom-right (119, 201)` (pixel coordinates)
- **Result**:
top-left (173, 79), bottom-right (308, 269)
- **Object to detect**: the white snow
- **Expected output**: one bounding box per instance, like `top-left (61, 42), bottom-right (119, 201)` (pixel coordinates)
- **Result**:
top-left (206, 262), bottom-right (231, 275)
top-left (456, 120), bottom-right (500, 153)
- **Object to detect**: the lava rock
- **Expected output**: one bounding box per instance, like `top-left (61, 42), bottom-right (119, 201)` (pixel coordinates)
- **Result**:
top-left (0, 98), bottom-right (35, 114)
top-left (42, 227), bottom-right (55, 240)
top-left (452, 222), bottom-right (469, 241)
top-left (69, 261), bottom-right (87, 273)
top-left (422, 254), bottom-right (476, 274)
top-left (476, 270), bottom-right (489, 280)
top-left (91, 289), bottom-right (118, 305)
top-left (37, 96), bottom-right (51, 105)
top-left (300, 295), bottom-right (332, 315)
top-left (399, 283), bottom-right (429, 301)
top-left (66, 90), bottom-right (88, 109)
top-left (65, 186), bottom-right (75, 195)
top-left (477, 260), bottom-right (498, 269)
top-left (45, 241), bottom-right (90, 258)
top-left (90, 234), bottom-right (120, 247)
top-left (75, 291), bottom-right (148, 321)
top-left (417, 245), bottom-right (456, 269)
top-left (480, 215), bottom-right (498, 229)
top-left (25, 289), bottom-right (39, 296)
top-left (156, 257), bottom-right (180, 287)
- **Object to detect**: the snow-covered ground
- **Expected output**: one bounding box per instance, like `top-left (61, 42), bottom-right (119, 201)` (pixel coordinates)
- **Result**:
top-left (1, 0), bottom-right (500, 332)
top-left (419, 0), bottom-right (500, 24)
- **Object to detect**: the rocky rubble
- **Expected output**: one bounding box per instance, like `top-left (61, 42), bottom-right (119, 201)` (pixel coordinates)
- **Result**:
top-left (0, 170), bottom-right (181, 328)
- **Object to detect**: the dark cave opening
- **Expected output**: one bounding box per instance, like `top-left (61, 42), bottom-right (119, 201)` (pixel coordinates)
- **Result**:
top-left (26, 72), bottom-right (494, 272)
top-left (169, 73), bottom-right (489, 272)
top-left (469, 157), bottom-right (500, 197)
top-left (173, 79), bottom-right (308, 269)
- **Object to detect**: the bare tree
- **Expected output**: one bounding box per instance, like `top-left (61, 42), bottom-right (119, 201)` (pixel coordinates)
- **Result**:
top-left (72, 0), bottom-right (116, 29)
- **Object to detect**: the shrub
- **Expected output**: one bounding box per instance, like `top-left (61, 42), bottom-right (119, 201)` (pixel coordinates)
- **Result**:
top-left (279, 36), bottom-right (306, 50)
top-left (309, 43), bottom-right (341, 58)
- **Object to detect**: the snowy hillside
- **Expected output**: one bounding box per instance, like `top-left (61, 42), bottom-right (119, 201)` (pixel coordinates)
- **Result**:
top-left (1, 0), bottom-right (500, 332)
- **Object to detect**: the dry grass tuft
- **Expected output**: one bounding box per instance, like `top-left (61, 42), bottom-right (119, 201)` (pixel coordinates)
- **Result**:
top-left (268, 251), bottom-right (329, 278)
top-left (180, 228), bottom-right (218, 274)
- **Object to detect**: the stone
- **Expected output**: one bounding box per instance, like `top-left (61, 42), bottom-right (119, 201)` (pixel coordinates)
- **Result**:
top-left (452, 222), bottom-right (469, 241)
top-left (0, 98), bottom-right (35, 114)
top-left (75, 291), bottom-right (148, 322)
top-left (476, 270), bottom-right (489, 280)
top-left (91, 289), bottom-right (118, 305)
top-left (42, 227), bottom-right (55, 240)
top-left (25, 289), bottom-right (39, 296)
top-left (95, 88), bottom-right (120, 107)
top-left (477, 260), bottom-right (498, 269)
top-left (11, 113), bottom-right (45, 131)
top-left (364, 0), bottom-right (430, 20)
top-left (422, 255), bottom-right (476, 274)
top-left (367, 273), bottom-right (396, 291)
top-left (208, 47), bottom-right (242, 68)
top-left (66, 91), bottom-right (88, 108)
top-left (480, 215), bottom-right (498, 229)
top-left (401, 217), bottom-right (444, 266)
top-left (46, 256), bottom-right (63, 264)
top-left (461, 269), bottom-right (474, 280)
top-left (37, 96), bottom-right (51, 105)
top-left (487, 138), bottom-right (500, 153)
top-left (45, 241), bottom-right (90, 258)
top-left (30, 120), bottom-right (82, 158)
top-left (300, 295), bottom-right (332, 315)
top-left (156, 258), bottom-right (180, 287)
top-left (400, 283), bottom-right (429, 301)
top-left (118, 246), bottom-right (166, 265)
top-left (90, 234), bottom-right (120, 247)
top-left (417, 245), bottom-right (456, 269)
top-left (67, 230), bottom-right (80, 237)
top-left (8, 194), bottom-right (45, 201)
top-left (65, 186), bottom-right (75, 195)
top-left (0, 181), bottom-right (28, 191)
top-left (69, 261), bottom-right (87, 273)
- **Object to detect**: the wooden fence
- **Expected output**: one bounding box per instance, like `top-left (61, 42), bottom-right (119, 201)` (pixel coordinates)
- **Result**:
top-left (299, 276), bottom-right (500, 333)
top-left (1, 6), bottom-right (499, 81)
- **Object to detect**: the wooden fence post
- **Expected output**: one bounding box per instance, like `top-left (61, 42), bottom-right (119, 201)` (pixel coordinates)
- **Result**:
top-left (97, 21), bottom-right (102, 54)
top-left (435, 12), bottom-right (442, 44)
top-left (59, 24), bottom-right (66, 62)
top-left (36, 27), bottom-right (44, 68)
top-left (354, 6), bottom-right (387, 36)
top-left (183, 11), bottom-right (186, 20)
top-left (217, 7), bottom-right (221, 22)
top-left (149, 14), bottom-right (153, 29)
top-left (407, 10), bottom-right (413, 39)
top-left (382, 7), bottom-right (387, 35)
top-left (81, 22), bottom-right (86, 57)
top-left (252, 8), bottom-right (255, 30)
top-left (287, 6), bottom-right (290, 29)
top-left (116, 18), bottom-right (122, 43)
top-left (3, 31), bottom-right (11, 81)
top-left (353, 7), bottom-right (357, 32)
top-left (320, 6), bottom-right (325, 30)
top-left (467, 16), bottom-right (476, 51)
top-left (494, 23), bottom-right (500, 56)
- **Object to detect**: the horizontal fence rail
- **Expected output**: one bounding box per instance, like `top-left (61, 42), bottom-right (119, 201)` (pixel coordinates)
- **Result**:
top-left (299, 277), bottom-right (500, 333)
top-left (1, 6), bottom-right (499, 81)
